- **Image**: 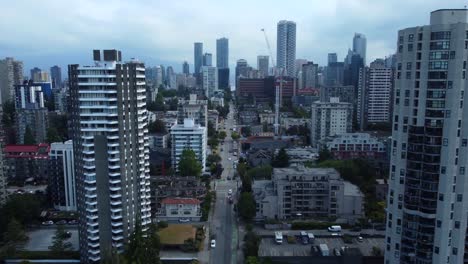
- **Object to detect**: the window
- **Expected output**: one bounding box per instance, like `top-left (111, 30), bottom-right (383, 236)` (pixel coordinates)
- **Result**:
top-left (429, 61), bottom-right (448, 70)
top-left (399, 35), bottom-right (404, 43)
top-left (446, 110), bottom-right (451, 118)
top-left (448, 81), bottom-right (453, 89)
top-left (453, 248), bottom-right (458, 255)
top-left (418, 33), bottom-right (423, 41)
top-left (408, 34), bottom-right (414, 42)
top-left (455, 221), bottom-right (460, 229)
top-left (417, 43), bottom-right (422, 50)
top-left (415, 81), bottom-right (420, 88)
top-left (441, 166), bottom-right (446, 174)
top-left (443, 138), bottom-right (448, 146)
top-left (434, 247), bottom-right (439, 254)
top-left (457, 194), bottom-right (463, 202)
top-left (460, 167), bottom-right (465, 175)
top-left (406, 62), bottom-right (412, 70)
top-left (417, 52), bottom-right (421, 60)
top-left (450, 51), bottom-right (456, 59)
top-left (462, 139), bottom-right (467, 147)
top-left (431, 31), bottom-right (451, 40)
top-left (430, 41), bottom-right (450, 50)
top-left (398, 45), bottom-right (403, 53)
top-left (408, 44), bottom-right (413, 52)
top-left (439, 194), bottom-right (444, 201)
top-left (437, 220), bottom-right (442, 227)
top-left (429, 51), bottom-right (449, 60)
top-left (397, 63), bottom-right (402, 70)
top-left (406, 72), bottom-right (411, 79)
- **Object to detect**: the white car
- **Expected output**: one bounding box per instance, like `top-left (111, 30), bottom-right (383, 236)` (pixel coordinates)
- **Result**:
top-left (178, 218), bottom-right (190, 223)
top-left (211, 239), bottom-right (216, 248)
top-left (42, 220), bottom-right (54, 226)
top-left (228, 157), bottom-right (232, 161)
top-left (228, 189), bottom-right (233, 195)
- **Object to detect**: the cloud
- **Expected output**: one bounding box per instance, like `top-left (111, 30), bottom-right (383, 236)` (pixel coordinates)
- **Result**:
top-left (0, 0), bottom-right (467, 73)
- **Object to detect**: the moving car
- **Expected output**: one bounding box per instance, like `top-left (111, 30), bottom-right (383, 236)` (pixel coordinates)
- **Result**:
top-left (228, 189), bottom-right (233, 195)
top-left (328, 225), bottom-right (342, 232)
top-left (42, 220), bottom-right (54, 225)
top-left (357, 236), bottom-right (363, 242)
top-left (211, 239), bottom-right (216, 248)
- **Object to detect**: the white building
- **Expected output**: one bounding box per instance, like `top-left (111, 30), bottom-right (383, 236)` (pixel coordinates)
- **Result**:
top-left (148, 133), bottom-right (168, 149)
top-left (310, 98), bottom-right (352, 147)
top-left (202, 66), bottom-right (218, 98)
top-left (157, 197), bottom-right (202, 221)
top-left (69, 49), bottom-right (151, 263)
top-left (49, 140), bottom-right (76, 211)
top-left (177, 94), bottom-right (208, 127)
top-left (357, 59), bottom-right (393, 130)
top-left (385, 9), bottom-right (468, 264)
top-left (253, 165), bottom-right (363, 223)
top-left (171, 118), bottom-right (207, 172)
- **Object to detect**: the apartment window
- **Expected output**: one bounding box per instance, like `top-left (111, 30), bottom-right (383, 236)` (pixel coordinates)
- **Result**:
top-left (455, 221), bottom-right (460, 229)
top-left (406, 62), bottom-right (412, 70)
top-left (430, 41), bottom-right (450, 50)
top-left (408, 34), bottom-right (414, 42)
top-left (397, 72), bottom-right (401, 79)
top-left (462, 139), bottom-right (467, 147)
top-left (441, 166), bottom-right (446, 174)
top-left (457, 194), bottom-right (463, 202)
top-left (397, 63), bottom-right (402, 70)
top-left (460, 167), bottom-right (465, 175)
top-left (415, 81), bottom-right (420, 88)
top-left (406, 72), bottom-right (411, 79)
top-left (416, 62), bottom-right (421, 69)
top-left (399, 35), bottom-right (404, 43)
top-left (399, 45), bottom-right (403, 53)
top-left (446, 110), bottom-right (451, 118)
top-left (443, 138), bottom-right (448, 146)
top-left (453, 248), bottom-right (458, 255)
top-left (404, 99), bottom-right (409, 106)
top-left (403, 117), bottom-right (408, 124)
top-left (448, 81), bottom-right (453, 89)
top-left (439, 194), bottom-right (444, 201)
top-left (405, 90), bottom-right (410, 97)
top-left (416, 71), bottom-right (420, 79)
top-left (397, 219), bottom-right (401, 225)
top-left (434, 247), bottom-right (439, 254)
top-left (408, 44), bottom-right (413, 52)
top-left (418, 33), bottom-right (423, 41)
top-left (417, 52), bottom-right (422, 60)
top-left (466, 30), bottom-right (468, 39)
top-left (431, 31), bottom-right (451, 40)
top-left (437, 220), bottom-right (442, 227)
top-left (464, 61), bottom-right (467, 69)
top-left (464, 71), bottom-right (466, 79)
top-left (417, 43), bottom-right (422, 51)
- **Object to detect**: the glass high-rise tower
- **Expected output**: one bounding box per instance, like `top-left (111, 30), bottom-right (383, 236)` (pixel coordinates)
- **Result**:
top-left (276, 20), bottom-right (296, 77)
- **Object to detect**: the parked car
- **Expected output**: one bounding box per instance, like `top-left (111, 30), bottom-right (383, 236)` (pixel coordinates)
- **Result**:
top-left (357, 236), bottom-right (364, 242)
top-left (328, 225), bottom-right (342, 232)
top-left (334, 248), bottom-right (342, 256)
top-left (311, 245), bottom-right (320, 256)
top-left (211, 239), bottom-right (216, 248)
top-left (42, 220), bottom-right (54, 226)
top-left (68, 220), bottom-right (78, 225)
top-left (178, 218), bottom-right (190, 223)
top-left (56, 220), bottom-right (68, 225)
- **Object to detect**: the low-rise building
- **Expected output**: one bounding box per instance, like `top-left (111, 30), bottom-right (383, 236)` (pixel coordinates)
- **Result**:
top-left (239, 111), bottom-right (258, 125)
top-left (259, 111), bottom-right (275, 125)
top-left (157, 198), bottom-right (202, 221)
top-left (208, 110), bottom-right (219, 131)
top-left (279, 147), bottom-right (318, 165)
top-left (325, 133), bottom-right (386, 160)
top-left (149, 133), bottom-right (169, 149)
top-left (171, 118), bottom-right (207, 171)
top-left (4, 143), bottom-right (50, 184)
top-left (253, 165), bottom-right (364, 223)
top-left (375, 179), bottom-right (388, 201)
top-left (281, 118), bottom-right (310, 130)
top-left (247, 149), bottom-right (273, 167)
top-left (177, 94), bottom-right (208, 127)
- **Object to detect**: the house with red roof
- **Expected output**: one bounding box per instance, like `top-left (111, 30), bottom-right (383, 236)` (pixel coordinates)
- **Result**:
top-left (4, 143), bottom-right (50, 185)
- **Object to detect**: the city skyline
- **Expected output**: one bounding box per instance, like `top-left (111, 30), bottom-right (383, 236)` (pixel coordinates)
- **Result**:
top-left (1, 1), bottom-right (466, 74)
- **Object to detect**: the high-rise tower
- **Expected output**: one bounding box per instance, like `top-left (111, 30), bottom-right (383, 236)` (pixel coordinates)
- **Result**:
top-left (353, 33), bottom-right (367, 65)
top-left (276, 20), bottom-right (296, 77)
top-left (69, 49), bottom-right (151, 263)
top-left (194, 42), bottom-right (203, 75)
top-left (385, 9), bottom-right (468, 264)
top-left (216, 37), bottom-right (229, 69)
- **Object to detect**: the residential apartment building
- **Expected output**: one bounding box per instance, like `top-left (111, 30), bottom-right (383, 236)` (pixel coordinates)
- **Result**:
top-left (385, 9), bottom-right (468, 264)
top-left (68, 49), bottom-right (151, 263)
top-left (310, 98), bottom-right (352, 147)
top-left (302, 62), bottom-right (318, 89)
top-left (253, 165), bottom-right (364, 223)
top-left (177, 94), bottom-right (208, 127)
top-left (0, 124), bottom-right (6, 205)
top-left (50, 65), bottom-right (62, 89)
top-left (257, 55), bottom-right (269, 77)
top-left (202, 66), bottom-right (218, 98)
top-left (4, 143), bottom-right (50, 184)
top-left (170, 118), bottom-right (207, 172)
top-left (0, 57), bottom-right (23, 104)
top-left (357, 59), bottom-right (393, 130)
top-left (325, 133), bottom-right (386, 160)
top-left (277, 20), bottom-right (297, 77)
top-left (49, 140), bottom-right (76, 211)
top-left (15, 80), bottom-right (48, 144)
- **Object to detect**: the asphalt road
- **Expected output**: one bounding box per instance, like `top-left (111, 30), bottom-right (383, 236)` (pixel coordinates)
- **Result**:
top-left (210, 103), bottom-right (239, 264)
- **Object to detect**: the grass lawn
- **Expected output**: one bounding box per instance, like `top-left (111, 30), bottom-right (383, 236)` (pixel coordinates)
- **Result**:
top-left (158, 224), bottom-right (196, 246)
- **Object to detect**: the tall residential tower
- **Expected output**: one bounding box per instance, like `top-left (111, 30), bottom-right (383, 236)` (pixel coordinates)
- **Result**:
top-left (276, 20), bottom-right (296, 77)
top-left (385, 9), bottom-right (468, 264)
top-left (69, 50), bottom-right (151, 263)
top-left (216, 37), bottom-right (229, 69)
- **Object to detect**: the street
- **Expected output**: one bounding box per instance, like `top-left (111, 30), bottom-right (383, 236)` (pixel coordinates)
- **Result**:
top-left (209, 103), bottom-right (240, 264)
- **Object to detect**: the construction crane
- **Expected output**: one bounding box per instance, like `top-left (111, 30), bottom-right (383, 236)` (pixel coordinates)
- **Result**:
top-left (261, 28), bottom-right (283, 136)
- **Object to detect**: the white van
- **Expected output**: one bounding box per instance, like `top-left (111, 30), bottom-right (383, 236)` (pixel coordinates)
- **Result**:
top-left (327, 225), bottom-right (342, 232)
top-left (275, 231), bottom-right (283, 244)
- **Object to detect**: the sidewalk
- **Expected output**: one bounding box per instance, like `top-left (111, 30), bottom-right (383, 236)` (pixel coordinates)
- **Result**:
top-left (197, 182), bottom-right (217, 264)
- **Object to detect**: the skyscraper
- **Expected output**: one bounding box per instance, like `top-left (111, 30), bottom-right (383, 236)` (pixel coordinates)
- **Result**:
top-left (194, 42), bottom-right (203, 74)
top-left (235, 59), bottom-right (250, 88)
top-left (30, 67), bottom-right (41, 81)
top-left (353, 33), bottom-right (367, 65)
top-left (276, 20), bottom-right (296, 77)
top-left (216, 37), bottom-right (229, 69)
top-left (183, 61), bottom-right (190, 75)
top-left (202, 66), bottom-right (218, 98)
top-left (203, 53), bottom-right (212, 67)
top-left (302, 62), bottom-right (318, 89)
top-left (0, 57), bottom-right (23, 103)
top-left (257, 55), bottom-right (269, 77)
top-left (69, 49), bottom-right (151, 263)
top-left (328, 53), bottom-right (337, 65)
top-left (356, 59), bottom-right (393, 130)
top-left (50, 65), bottom-right (62, 89)
top-left (385, 9), bottom-right (468, 264)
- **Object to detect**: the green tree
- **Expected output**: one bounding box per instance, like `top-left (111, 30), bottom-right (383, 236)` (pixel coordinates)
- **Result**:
top-left (207, 154), bottom-right (221, 165)
top-left (246, 165), bottom-right (273, 181)
top-left (242, 126), bottom-right (252, 137)
top-left (317, 147), bottom-right (333, 162)
top-left (4, 218), bottom-right (27, 243)
top-left (243, 230), bottom-right (260, 257)
top-left (208, 137), bottom-right (219, 149)
top-left (207, 121), bottom-right (215, 137)
top-left (1, 100), bottom-right (16, 127)
top-left (231, 132), bottom-right (240, 140)
top-left (148, 93), bottom-right (165, 111)
top-left (168, 98), bottom-right (179, 111)
top-left (238, 192), bottom-right (256, 222)
top-left (178, 149), bottom-right (202, 177)
top-left (23, 125), bottom-right (36, 144)
top-left (49, 225), bottom-right (73, 252)
top-left (46, 127), bottom-right (62, 143)
top-left (218, 131), bottom-right (227, 140)
top-left (246, 256), bottom-right (260, 264)
top-left (273, 148), bottom-right (289, 168)
top-left (148, 119), bottom-right (167, 134)
top-left (124, 221), bottom-right (161, 264)
top-left (237, 162), bottom-right (248, 180)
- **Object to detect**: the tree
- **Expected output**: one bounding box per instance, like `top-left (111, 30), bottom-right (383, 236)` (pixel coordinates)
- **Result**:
top-left (148, 93), bottom-right (165, 111)
top-left (207, 154), bottom-right (221, 165)
top-left (242, 126), bottom-right (252, 137)
top-left (49, 225), bottom-right (73, 252)
top-left (317, 147), bottom-right (333, 162)
top-left (207, 121), bottom-right (216, 137)
top-left (231, 132), bottom-right (240, 140)
top-left (246, 165), bottom-right (272, 181)
top-left (238, 192), bottom-right (256, 222)
top-left (208, 137), bottom-right (219, 149)
top-left (1, 100), bottom-right (15, 127)
top-left (168, 98), bottom-right (179, 111)
top-left (46, 127), bottom-right (62, 143)
top-left (246, 256), bottom-right (260, 264)
top-left (149, 119), bottom-right (167, 134)
top-left (273, 148), bottom-right (289, 168)
top-left (178, 149), bottom-right (202, 177)
top-left (23, 125), bottom-right (36, 144)
top-left (243, 230), bottom-right (260, 257)
top-left (4, 218), bottom-right (27, 243)
top-left (125, 221), bottom-right (161, 264)
top-left (218, 131), bottom-right (227, 140)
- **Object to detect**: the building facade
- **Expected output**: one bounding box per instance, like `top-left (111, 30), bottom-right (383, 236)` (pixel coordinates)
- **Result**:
top-left (194, 42), bottom-right (203, 75)
top-left (170, 118), bottom-right (207, 172)
top-left (353, 33), bottom-right (367, 65)
top-left (325, 133), bottom-right (386, 160)
top-left (257, 55), bottom-right (269, 77)
top-left (69, 49), bottom-right (151, 263)
top-left (253, 165), bottom-right (364, 223)
top-left (216, 37), bottom-right (229, 69)
top-left (4, 143), bottom-right (50, 184)
top-left (202, 66), bottom-right (218, 98)
top-left (0, 57), bottom-right (23, 104)
top-left (183, 61), bottom-right (190, 75)
top-left (385, 9), bottom-right (468, 264)
top-left (357, 59), bottom-right (393, 130)
top-left (157, 198), bottom-right (202, 221)
top-left (177, 94), bottom-right (208, 127)
top-left (50, 65), bottom-right (62, 89)
top-left (49, 140), bottom-right (76, 211)
top-left (277, 20), bottom-right (296, 77)
top-left (302, 62), bottom-right (318, 89)
top-left (310, 98), bottom-right (353, 147)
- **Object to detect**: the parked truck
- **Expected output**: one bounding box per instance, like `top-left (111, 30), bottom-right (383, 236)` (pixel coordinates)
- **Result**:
top-left (319, 244), bottom-right (329, 256)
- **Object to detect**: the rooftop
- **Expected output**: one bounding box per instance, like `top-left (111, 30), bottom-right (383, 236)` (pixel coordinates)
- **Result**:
top-left (161, 197), bottom-right (201, 205)
top-left (344, 181), bottom-right (364, 197)
top-left (4, 143), bottom-right (50, 158)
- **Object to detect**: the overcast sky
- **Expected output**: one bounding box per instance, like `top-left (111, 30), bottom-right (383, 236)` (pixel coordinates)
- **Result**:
top-left (1, 0), bottom-right (467, 75)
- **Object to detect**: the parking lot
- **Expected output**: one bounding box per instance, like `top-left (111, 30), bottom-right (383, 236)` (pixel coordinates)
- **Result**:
top-left (259, 235), bottom-right (384, 257)
top-left (21, 228), bottom-right (79, 251)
